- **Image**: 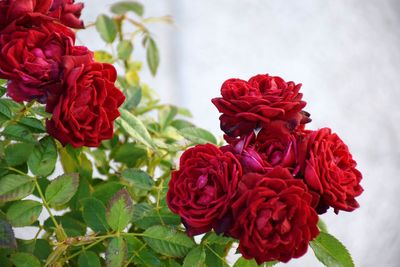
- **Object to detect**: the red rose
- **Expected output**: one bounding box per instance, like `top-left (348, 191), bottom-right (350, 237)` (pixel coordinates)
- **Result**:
top-left (212, 74), bottom-right (310, 137)
top-left (49, 0), bottom-right (84, 29)
top-left (228, 167), bottom-right (319, 264)
top-left (0, 0), bottom-right (83, 31)
top-left (167, 144), bottom-right (242, 236)
top-left (0, 16), bottom-right (76, 102)
top-left (303, 128), bottom-right (363, 213)
top-left (46, 53), bottom-right (125, 147)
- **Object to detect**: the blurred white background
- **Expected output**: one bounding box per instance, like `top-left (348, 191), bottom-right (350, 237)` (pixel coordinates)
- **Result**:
top-left (77, 0), bottom-right (400, 266)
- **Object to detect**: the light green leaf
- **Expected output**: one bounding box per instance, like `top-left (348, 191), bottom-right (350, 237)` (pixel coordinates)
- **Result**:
top-left (122, 169), bottom-right (154, 193)
top-left (233, 257), bottom-right (273, 267)
top-left (117, 40), bottom-right (133, 60)
top-left (106, 237), bottom-right (127, 267)
top-left (0, 219), bottom-right (17, 249)
top-left (6, 200), bottom-right (42, 227)
top-left (0, 100), bottom-right (12, 119)
top-left (318, 217), bottom-right (328, 233)
top-left (81, 197), bottom-right (109, 233)
top-left (111, 1), bottom-right (144, 16)
top-left (106, 189), bottom-right (133, 232)
top-left (45, 173), bottom-right (79, 207)
top-left (310, 232), bottom-right (354, 267)
top-left (94, 50), bottom-right (115, 63)
top-left (143, 225), bottom-right (195, 257)
top-left (28, 136), bottom-right (57, 177)
top-left (78, 251), bottom-right (101, 267)
top-left (10, 252), bottom-right (41, 267)
top-left (159, 105), bottom-right (178, 131)
top-left (146, 37), bottom-right (160, 76)
top-left (179, 127), bottom-right (217, 145)
top-left (183, 246), bottom-right (206, 267)
top-left (0, 174), bottom-right (35, 202)
top-left (18, 117), bottom-right (45, 133)
top-left (96, 14), bottom-right (117, 43)
top-left (117, 108), bottom-right (156, 149)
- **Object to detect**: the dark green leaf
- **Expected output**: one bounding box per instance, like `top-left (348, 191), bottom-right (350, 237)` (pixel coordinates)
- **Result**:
top-left (117, 108), bottom-right (156, 149)
top-left (45, 173), bottom-right (79, 207)
top-left (179, 127), bottom-right (217, 145)
top-left (44, 215), bottom-right (86, 237)
top-left (0, 100), bottom-right (12, 119)
top-left (0, 174), bottom-right (34, 202)
top-left (3, 124), bottom-right (35, 143)
top-left (106, 237), bottom-right (127, 267)
top-left (310, 232), bottom-right (354, 267)
top-left (5, 143), bottom-right (34, 166)
top-left (146, 37), bottom-right (160, 76)
top-left (78, 251), bottom-right (101, 267)
top-left (117, 40), bottom-right (133, 60)
top-left (10, 252), bottom-right (41, 267)
top-left (183, 246), bottom-right (206, 267)
top-left (111, 1), bottom-right (144, 16)
top-left (96, 14), bottom-right (117, 43)
top-left (82, 197), bottom-right (109, 233)
top-left (204, 243), bottom-right (227, 267)
top-left (106, 189), bottom-right (133, 232)
top-left (125, 235), bottom-right (163, 267)
top-left (111, 143), bottom-right (147, 167)
top-left (28, 136), bottom-right (57, 177)
top-left (33, 239), bottom-right (52, 263)
top-left (93, 182), bottom-right (125, 204)
top-left (202, 232), bottom-right (234, 246)
top-left (143, 225), bottom-right (195, 257)
top-left (6, 200), bottom-right (42, 227)
top-left (0, 219), bottom-right (17, 249)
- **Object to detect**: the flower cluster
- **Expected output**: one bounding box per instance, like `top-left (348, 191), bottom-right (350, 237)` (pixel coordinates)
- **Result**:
top-left (0, 0), bottom-right (125, 147)
top-left (167, 74), bottom-right (363, 264)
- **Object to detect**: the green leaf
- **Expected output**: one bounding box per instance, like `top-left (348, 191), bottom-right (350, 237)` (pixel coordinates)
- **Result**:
top-left (117, 40), bottom-right (133, 60)
top-left (123, 86), bottom-right (142, 109)
top-left (96, 14), bottom-right (117, 43)
top-left (204, 243), bottom-right (227, 267)
top-left (143, 225), bottom-right (195, 257)
top-left (106, 237), bottom-right (127, 267)
top-left (33, 239), bottom-right (52, 263)
top-left (179, 127), bottom-right (217, 145)
top-left (122, 169), bottom-right (154, 196)
top-left (78, 251), bottom-right (101, 267)
top-left (171, 119), bottom-right (195, 130)
top-left (92, 181), bottom-right (125, 204)
top-left (5, 143), bottom-right (34, 166)
top-left (111, 143), bottom-right (147, 167)
top-left (159, 105), bottom-right (178, 131)
top-left (18, 117), bottom-right (45, 133)
top-left (117, 109), bottom-right (156, 149)
top-left (183, 246), bottom-right (206, 267)
top-left (125, 235), bottom-right (163, 267)
top-left (81, 197), bottom-right (109, 233)
top-left (202, 232), bottom-right (234, 245)
top-left (45, 173), bottom-right (79, 207)
top-left (233, 257), bottom-right (260, 267)
top-left (10, 252), bottom-right (41, 267)
top-left (0, 100), bottom-right (12, 119)
top-left (0, 174), bottom-right (35, 202)
top-left (111, 1), bottom-right (144, 16)
top-left (310, 232), bottom-right (354, 267)
top-left (28, 136), bottom-right (57, 177)
top-left (132, 203), bottom-right (180, 229)
top-left (0, 219), bottom-right (17, 249)
top-left (318, 217), bottom-right (328, 233)
top-left (3, 124), bottom-right (35, 143)
top-left (94, 50), bottom-right (115, 63)
top-left (6, 200), bottom-right (42, 227)
top-left (44, 215), bottom-right (86, 237)
top-left (106, 189), bottom-right (133, 232)
top-left (146, 37), bottom-right (160, 76)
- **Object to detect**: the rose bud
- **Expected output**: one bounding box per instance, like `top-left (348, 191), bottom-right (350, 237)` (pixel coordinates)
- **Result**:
top-left (303, 128), bottom-right (363, 213)
top-left (212, 74), bottom-right (310, 137)
top-left (167, 144), bottom-right (242, 236)
top-left (46, 53), bottom-right (125, 147)
top-left (228, 167), bottom-right (319, 264)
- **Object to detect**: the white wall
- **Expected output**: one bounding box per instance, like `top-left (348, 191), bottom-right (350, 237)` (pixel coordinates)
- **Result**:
top-left (79, 1), bottom-right (400, 266)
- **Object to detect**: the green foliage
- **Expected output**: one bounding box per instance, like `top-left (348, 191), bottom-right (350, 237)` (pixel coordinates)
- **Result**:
top-left (0, 2), bottom-right (355, 266)
top-left (310, 232), bottom-right (354, 267)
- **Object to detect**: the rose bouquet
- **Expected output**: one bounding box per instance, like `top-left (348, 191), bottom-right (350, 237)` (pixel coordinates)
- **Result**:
top-left (0, 1), bottom-right (362, 267)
